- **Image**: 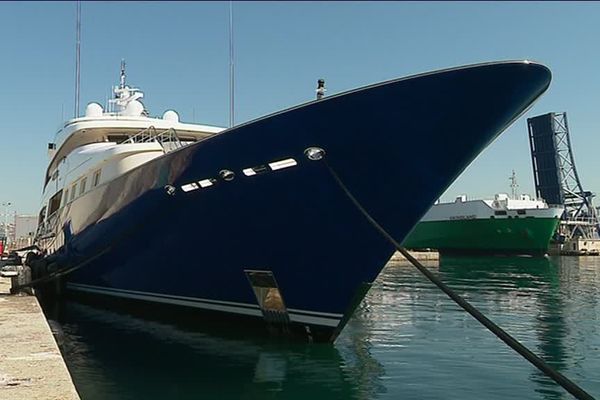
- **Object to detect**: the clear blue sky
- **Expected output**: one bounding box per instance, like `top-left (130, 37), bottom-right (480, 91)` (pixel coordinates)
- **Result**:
top-left (1, 1), bottom-right (600, 215)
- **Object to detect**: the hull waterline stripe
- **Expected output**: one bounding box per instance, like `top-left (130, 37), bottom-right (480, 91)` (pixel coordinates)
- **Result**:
top-left (66, 283), bottom-right (342, 327)
top-left (286, 308), bottom-right (343, 318)
top-left (68, 283), bottom-right (262, 317)
top-left (289, 314), bottom-right (340, 327)
top-left (68, 283), bottom-right (343, 317)
top-left (69, 282), bottom-right (260, 310)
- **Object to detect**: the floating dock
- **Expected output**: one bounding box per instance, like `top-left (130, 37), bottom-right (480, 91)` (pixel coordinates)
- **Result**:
top-left (0, 277), bottom-right (80, 399)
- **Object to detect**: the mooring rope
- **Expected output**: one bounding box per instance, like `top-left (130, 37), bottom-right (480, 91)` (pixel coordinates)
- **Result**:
top-left (323, 160), bottom-right (595, 400)
top-left (13, 190), bottom-right (171, 292)
top-left (12, 246), bottom-right (112, 292)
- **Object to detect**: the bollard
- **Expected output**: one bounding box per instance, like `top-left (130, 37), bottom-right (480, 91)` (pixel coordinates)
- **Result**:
top-left (8, 265), bottom-right (33, 296)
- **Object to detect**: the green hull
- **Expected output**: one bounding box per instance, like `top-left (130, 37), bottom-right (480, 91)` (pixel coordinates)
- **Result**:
top-left (402, 217), bottom-right (560, 255)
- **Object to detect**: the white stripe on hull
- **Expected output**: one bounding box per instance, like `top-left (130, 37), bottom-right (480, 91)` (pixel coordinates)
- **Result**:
top-left (67, 283), bottom-right (342, 328)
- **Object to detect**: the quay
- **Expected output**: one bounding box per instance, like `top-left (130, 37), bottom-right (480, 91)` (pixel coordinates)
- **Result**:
top-left (390, 250), bottom-right (439, 262)
top-left (0, 277), bottom-right (80, 400)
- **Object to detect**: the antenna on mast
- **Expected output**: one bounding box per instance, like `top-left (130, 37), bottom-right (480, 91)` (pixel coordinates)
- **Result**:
top-left (509, 170), bottom-right (519, 199)
top-left (74, 0), bottom-right (81, 118)
top-left (228, 0), bottom-right (235, 128)
top-left (119, 59), bottom-right (126, 89)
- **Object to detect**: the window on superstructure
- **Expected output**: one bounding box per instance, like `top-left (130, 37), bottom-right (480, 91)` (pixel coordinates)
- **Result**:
top-left (38, 206), bottom-right (47, 226)
top-left (494, 210), bottom-right (507, 216)
top-left (93, 170), bottom-right (101, 187)
top-left (70, 184), bottom-right (77, 202)
top-left (63, 189), bottom-right (69, 206)
top-left (80, 178), bottom-right (87, 195)
top-left (48, 190), bottom-right (63, 216)
top-left (107, 135), bottom-right (129, 144)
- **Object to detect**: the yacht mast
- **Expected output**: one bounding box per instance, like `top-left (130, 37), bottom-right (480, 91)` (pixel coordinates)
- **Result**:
top-left (229, 1), bottom-right (235, 127)
top-left (74, 0), bottom-right (81, 118)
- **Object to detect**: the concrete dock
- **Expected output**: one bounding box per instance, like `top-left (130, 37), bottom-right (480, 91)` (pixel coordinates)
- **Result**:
top-left (0, 277), bottom-right (80, 400)
top-left (390, 250), bottom-right (440, 262)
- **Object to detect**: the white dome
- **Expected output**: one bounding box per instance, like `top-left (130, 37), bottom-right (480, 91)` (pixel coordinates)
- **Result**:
top-left (162, 110), bottom-right (179, 122)
top-left (85, 102), bottom-right (103, 117)
top-left (123, 100), bottom-right (145, 116)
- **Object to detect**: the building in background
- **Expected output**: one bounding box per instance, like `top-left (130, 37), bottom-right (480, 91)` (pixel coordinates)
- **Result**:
top-left (1, 214), bottom-right (38, 251)
top-left (0, 220), bottom-right (14, 249)
top-left (12, 215), bottom-right (37, 249)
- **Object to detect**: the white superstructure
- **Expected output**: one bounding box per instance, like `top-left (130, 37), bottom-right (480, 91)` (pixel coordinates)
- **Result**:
top-left (37, 63), bottom-right (225, 243)
top-left (423, 193), bottom-right (563, 222)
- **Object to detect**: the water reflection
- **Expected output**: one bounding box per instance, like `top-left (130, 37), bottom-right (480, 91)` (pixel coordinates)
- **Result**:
top-left (337, 301), bottom-right (387, 399)
top-left (51, 256), bottom-right (600, 400)
top-left (437, 256), bottom-right (566, 399)
top-left (54, 302), bottom-right (383, 400)
top-left (432, 255), bottom-right (597, 399)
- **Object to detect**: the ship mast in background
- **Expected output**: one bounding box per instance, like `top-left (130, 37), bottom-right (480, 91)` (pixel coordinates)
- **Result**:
top-left (509, 170), bottom-right (519, 199)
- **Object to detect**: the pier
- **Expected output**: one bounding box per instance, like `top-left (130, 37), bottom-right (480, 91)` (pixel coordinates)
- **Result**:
top-left (0, 277), bottom-right (80, 399)
top-left (390, 250), bottom-right (439, 262)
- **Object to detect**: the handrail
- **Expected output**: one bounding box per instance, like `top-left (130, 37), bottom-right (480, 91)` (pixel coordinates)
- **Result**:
top-left (35, 210), bottom-right (59, 241)
top-left (123, 126), bottom-right (184, 153)
top-left (123, 125), bottom-right (158, 145)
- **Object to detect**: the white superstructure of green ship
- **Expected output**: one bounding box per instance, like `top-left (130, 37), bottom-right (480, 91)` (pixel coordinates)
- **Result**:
top-left (403, 193), bottom-right (563, 255)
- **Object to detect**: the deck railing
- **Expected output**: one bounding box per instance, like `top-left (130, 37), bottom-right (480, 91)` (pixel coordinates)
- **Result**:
top-left (34, 210), bottom-right (62, 253)
top-left (123, 126), bottom-right (185, 153)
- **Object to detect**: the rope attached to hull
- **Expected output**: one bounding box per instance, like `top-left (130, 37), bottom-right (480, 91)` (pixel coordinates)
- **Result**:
top-left (323, 160), bottom-right (594, 400)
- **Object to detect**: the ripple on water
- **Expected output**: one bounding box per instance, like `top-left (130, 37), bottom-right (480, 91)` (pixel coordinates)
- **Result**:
top-left (54, 256), bottom-right (600, 399)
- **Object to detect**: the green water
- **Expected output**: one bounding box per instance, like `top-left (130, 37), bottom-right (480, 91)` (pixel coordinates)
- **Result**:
top-left (55, 256), bottom-right (600, 399)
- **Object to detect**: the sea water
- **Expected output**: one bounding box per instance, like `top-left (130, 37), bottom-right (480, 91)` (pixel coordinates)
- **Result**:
top-left (53, 256), bottom-right (600, 399)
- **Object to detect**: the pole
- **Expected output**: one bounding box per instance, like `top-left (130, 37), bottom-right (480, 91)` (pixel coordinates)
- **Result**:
top-left (74, 0), bottom-right (81, 118)
top-left (2, 202), bottom-right (11, 248)
top-left (228, 0), bottom-right (235, 128)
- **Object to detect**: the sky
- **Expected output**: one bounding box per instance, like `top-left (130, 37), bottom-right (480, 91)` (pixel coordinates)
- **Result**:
top-left (1, 1), bottom-right (600, 215)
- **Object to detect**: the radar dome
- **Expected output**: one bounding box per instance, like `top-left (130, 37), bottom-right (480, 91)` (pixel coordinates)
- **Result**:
top-left (123, 100), bottom-right (145, 116)
top-left (85, 102), bottom-right (103, 117)
top-left (162, 110), bottom-right (179, 122)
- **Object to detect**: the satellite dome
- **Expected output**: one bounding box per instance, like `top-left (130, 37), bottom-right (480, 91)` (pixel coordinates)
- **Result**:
top-left (85, 102), bottom-right (103, 117)
top-left (123, 100), bottom-right (145, 116)
top-left (162, 110), bottom-right (179, 122)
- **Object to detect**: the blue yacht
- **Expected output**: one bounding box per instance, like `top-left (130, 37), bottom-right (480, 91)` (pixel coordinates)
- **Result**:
top-left (34, 61), bottom-right (551, 342)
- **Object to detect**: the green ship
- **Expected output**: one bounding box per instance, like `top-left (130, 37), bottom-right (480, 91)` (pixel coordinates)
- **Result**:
top-left (403, 193), bottom-right (563, 256)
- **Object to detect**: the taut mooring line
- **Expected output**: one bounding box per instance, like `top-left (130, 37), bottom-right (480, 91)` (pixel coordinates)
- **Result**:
top-left (323, 160), bottom-right (594, 400)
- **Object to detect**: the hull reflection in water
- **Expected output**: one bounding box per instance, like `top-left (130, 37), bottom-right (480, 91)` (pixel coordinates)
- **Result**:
top-left (341, 255), bottom-right (600, 400)
top-left (52, 256), bottom-right (600, 399)
top-left (54, 301), bottom-right (383, 400)
top-left (436, 256), bottom-right (590, 400)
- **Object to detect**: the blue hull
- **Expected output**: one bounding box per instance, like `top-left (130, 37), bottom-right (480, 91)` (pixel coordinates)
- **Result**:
top-left (41, 61), bottom-right (551, 341)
